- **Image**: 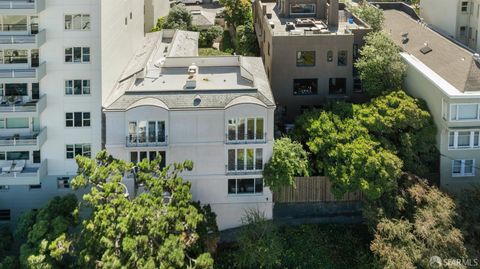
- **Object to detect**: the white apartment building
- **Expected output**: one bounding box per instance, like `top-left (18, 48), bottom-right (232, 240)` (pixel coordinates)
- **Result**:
top-left (420, 0), bottom-right (480, 51)
top-left (104, 30), bottom-right (276, 230)
top-left (0, 0), bottom-right (149, 223)
top-left (383, 8), bottom-right (480, 192)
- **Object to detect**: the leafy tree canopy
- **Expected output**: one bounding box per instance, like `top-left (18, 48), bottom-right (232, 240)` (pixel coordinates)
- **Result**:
top-left (355, 31), bottom-right (406, 97)
top-left (219, 0), bottom-right (252, 30)
top-left (263, 137), bottom-right (309, 192)
top-left (162, 4), bottom-right (193, 30)
top-left (349, 1), bottom-right (385, 32)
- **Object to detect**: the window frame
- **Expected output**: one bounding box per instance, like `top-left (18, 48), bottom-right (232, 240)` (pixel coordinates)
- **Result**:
top-left (450, 103), bottom-right (480, 121)
top-left (65, 79), bottom-right (91, 95)
top-left (448, 130), bottom-right (480, 149)
top-left (65, 143), bottom-right (91, 159)
top-left (65, 112), bottom-right (91, 128)
top-left (227, 117), bottom-right (265, 143)
top-left (451, 159), bottom-right (476, 177)
top-left (227, 148), bottom-right (263, 173)
top-left (64, 14), bottom-right (91, 30)
top-left (228, 178), bottom-right (264, 195)
top-left (293, 78), bottom-right (318, 95)
top-left (296, 51), bottom-right (316, 67)
top-left (64, 47), bottom-right (91, 63)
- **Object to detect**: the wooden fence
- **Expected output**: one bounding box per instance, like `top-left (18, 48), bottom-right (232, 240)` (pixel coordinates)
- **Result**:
top-left (273, 176), bottom-right (364, 203)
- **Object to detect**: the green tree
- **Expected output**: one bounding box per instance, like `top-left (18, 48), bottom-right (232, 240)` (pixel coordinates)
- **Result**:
top-left (18, 194), bottom-right (79, 269)
top-left (365, 174), bottom-right (467, 268)
top-left (355, 32), bottom-right (406, 97)
top-left (349, 1), bottom-right (385, 32)
top-left (163, 4), bottom-right (192, 30)
top-left (199, 26), bottom-right (223, 48)
top-left (72, 151), bottom-right (217, 269)
top-left (457, 186), bottom-right (480, 252)
top-left (355, 91), bottom-right (438, 175)
top-left (235, 210), bottom-right (283, 269)
top-left (263, 137), bottom-right (309, 192)
top-left (151, 16), bottom-right (166, 32)
top-left (219, 0), bottom-right (252, 31)
top-left (236, 23), bottom-right (259, 56)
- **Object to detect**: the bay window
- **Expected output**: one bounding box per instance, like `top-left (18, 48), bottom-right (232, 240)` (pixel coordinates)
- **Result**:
top-left (448, 130), bottom-right (480, 149)
top-left (227, 117), bottom-right (264, 142)
top-left (227, 148), bottom-right (263, 173)
top-left (128, 120), bottom-right (166, 145)
top-left (450, 104), bottom-right (480, 121)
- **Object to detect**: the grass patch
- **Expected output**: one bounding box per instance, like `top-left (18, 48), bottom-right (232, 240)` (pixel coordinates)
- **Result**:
top-left (214, 224), bottom-right (375, 269)
top-left (198, 48), bottom-right (232, 56)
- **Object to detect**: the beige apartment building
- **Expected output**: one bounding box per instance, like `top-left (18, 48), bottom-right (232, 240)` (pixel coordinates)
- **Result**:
top-left (253, 0), bottom-right (371, 122)
top-left (382, 5), bottom-right (480, 191)
top-left (420, 0), bottom-right (480, 52)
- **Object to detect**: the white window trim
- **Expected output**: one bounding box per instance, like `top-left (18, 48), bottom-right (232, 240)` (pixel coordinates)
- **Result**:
top-left (448, 130), bottom-right (480, 149)
top-left (64, 47), bottom-right (91, 64)
top-left (65, 112), bottom-right (91, 128)
top-left (64, 14), bottom-right (91, 31)
top-left (452, 159), bottom-right (476, 177)
top-left (227, 117), bottom-right (265, 143)
top-left (65, 143), bottom-right (91, 160)
top-left (449, 103), bottom-right (480, 122)
top-left (227, 177), bottom-right (264, 196)
top-left (227, 147), bottom-right (264, 173)
top-left (64, 79), bottom-right (91, 95)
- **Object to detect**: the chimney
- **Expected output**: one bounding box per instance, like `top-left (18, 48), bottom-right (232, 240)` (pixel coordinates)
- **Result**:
top-left (327, 0), bottom-right (339, 27)
top-left (186, 63), bottom-right (198, 89)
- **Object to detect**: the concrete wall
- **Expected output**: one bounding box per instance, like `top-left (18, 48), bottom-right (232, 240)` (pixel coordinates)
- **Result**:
top-left (420, 0), bottom-right (458, 38)
top-left (105, 102), bottom-right (275, 230)
top-left (144, 0), bottom-right (171, 33)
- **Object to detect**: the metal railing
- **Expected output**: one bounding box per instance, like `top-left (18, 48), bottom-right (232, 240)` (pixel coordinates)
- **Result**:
top-left (225, 132), bottom-right (267, 144)
top-left (0, 127), bottom-right (46, 147)
top-left (126, 135), bottom-right (168, 147)
top-left (0, 61), bottom-right (45, 79)
top-left (0, 1), bottom-right (36, 9)
top-left (0, 29), bottom-right (44, 45)
top-left (0, 94), bottom-right (46, 112)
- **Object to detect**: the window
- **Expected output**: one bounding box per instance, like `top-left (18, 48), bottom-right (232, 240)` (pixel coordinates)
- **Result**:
top-left (337, 50), bottom-right (347, 66)
top-left (65, 47), bottom-right (90, 63)
top-left (0, 49), bottom-right (28, 64)
top-left (0, 15), bottom-right (27, 31)
top-left (461, 1), bottom-right (469, 12)
top-left (227, 148), bottom-right (263, 173)
top-left (293, 79), bottom-right (317, 95)
top-left (353, 78), bottom-right (363, 93)
top-left (329, 78), bottom-right (347, 95)
top-left (452, 160), bottom-right (475, 176)
top-left (448, 131), bottom-right (480, 149)
top-left (64, 14), bottom-right (90, 30)
top-left (65, 80), bottom-right (90, 95)
top-left (450, 104), bottom-right (480, 121)
top-left (33, 151), bottom-right (40, 163)
top-left (460, 26), bottom-right (467, 38)
top-left (0, 209), bottom-right (10, 221)
top-left (128, 121), bottom-right (166, 144)
top-left (66, 144), bottom-right (91, 159)
top-left (296, 51), bottom-right (315, 66)
top-left (65, 112), bottom-right (90, 127)
top-left (6, 118), bottom-right (29, 129)
top-left (290, 4), bottom-right (316, 14)
top-left (130, 151), bottom-right (166, 168)
top-left (327, 50), bottom-right (333, 62)
top-left (29, 184), bottom-right (42, 190)
top-left (228, 178), bottom-right (263, 194)
top-left (6, 151), bottom-right (29, 160)
top-left (5, 83), bottom-right (27, 96)
top-left (227, 118), bottom-right (264, 142)
top-left (57, 177), bottom-right (70, 189)
top-left (353, 44), bottom-right (359, 60)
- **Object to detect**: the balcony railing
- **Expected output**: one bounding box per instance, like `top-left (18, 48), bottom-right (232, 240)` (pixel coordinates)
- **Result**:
top-left (0, 0), bottom-right (45, 12)
top-left (0, 29), bottom-right (46, 47)
top-left (0, 127), bottom-right (46, 147)
top-left (0, 159), bottom-right (47, 186)
top-left (126, 135), bottom-right (168, 147)
top-left (225, 133), bottom-right (267, 144)
top-left (0, 61), bottom-right (46, 80)
top-left (0, 94), bottom-right (46, 113)
top-left (225, 164), bottom-right (263, 175)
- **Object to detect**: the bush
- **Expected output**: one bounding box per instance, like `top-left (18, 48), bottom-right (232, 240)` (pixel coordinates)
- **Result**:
top-left (221, 30), bottom-right (234, 54)
top-left (236, 23), bottom-right (259, 56)
top-left (199, 26), bottom-right (223, 48)
top-left (457, 186), bottom-right (480, 251)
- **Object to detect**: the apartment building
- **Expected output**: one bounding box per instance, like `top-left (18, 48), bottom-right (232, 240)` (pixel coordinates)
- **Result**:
top-left (0, 0), bottom-right (146, 223)
top-left (382, 6), bottom-right (480, 191)
top-left (144, 0), bottom-right (171, 33)
top-left (253, 0), bottom-right (371, 122)
top-left (420, 0), bottom-right (480, 52)
top-left (103, 30), bottom-right (276, 230)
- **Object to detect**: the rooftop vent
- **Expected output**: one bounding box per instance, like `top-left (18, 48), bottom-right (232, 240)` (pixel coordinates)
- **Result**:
top-left (286, 22), bottom-right (295, 31)
top-left (401, 32), bottom-right (409, 44)
top-left (473, 53), bottom-right (480, 64)
top-left (186, 63), bottom-right (198, 89)
top-left (420, 42), bottom-right (432, 54)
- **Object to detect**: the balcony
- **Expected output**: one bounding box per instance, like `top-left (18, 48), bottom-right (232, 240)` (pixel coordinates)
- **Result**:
top-left (0, 94), bottom-right (46, 116)
top-left (0, 127), bottom-right (46, 150)
top-left (0, 29), bottom-right (46, 49)
top-left (0, 159), bottom-right (47, 186)
top-left (0, 61), bottom-right (46, 83)
top-left (225, 165), bottom-right (263, 175)
top-left (125, 135), bottom-right (168, 148)
top-left (0, 0), bottom-right (46, 14)
top-left (225, 133), bottom-right (267, 144)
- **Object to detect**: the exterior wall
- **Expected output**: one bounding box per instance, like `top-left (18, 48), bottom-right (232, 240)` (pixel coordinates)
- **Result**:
top-left (144, 0), bottom-right (171, 33)
top-left (420, 0), bottom-right (480, 51)
top-left (401, 54), bottom-right (480, 192)
top-left (105, 103), bottom-right (275, 230)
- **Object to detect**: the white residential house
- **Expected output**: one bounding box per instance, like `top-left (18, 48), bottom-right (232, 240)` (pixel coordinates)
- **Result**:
top-left (0, 0), bottom-right (147, 223)
top-left (103, 30), bottom-right (276, 230)
top-left (382, 7), bottom-right (480, 192)
top-left (420, 0), bottom-right (480, 51)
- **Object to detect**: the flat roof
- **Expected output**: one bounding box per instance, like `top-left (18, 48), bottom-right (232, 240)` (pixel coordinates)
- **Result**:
top-left (383, 9), bottom-right (480, 93)
top-left (263, 2), bottom-right (368, 36)
top-left (104, 30), bottom-right (275, 111)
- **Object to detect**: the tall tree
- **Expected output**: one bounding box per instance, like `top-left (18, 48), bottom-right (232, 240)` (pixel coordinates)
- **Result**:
top-left (72, 151), bottom-right (217, 269)
top-left (355, 32), bottom-right (406, 97)
top-left (219, 0), bottom-right (252, 31)
top-left (162, 4), bottom-right (192, 30)
top-left (349, 1), bottom-right (385, 32)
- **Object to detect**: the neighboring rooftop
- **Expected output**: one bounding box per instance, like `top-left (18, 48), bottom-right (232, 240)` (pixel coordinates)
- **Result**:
top-left (383, 9), bottom-right (480, 93)
top-left (105, 30), bottom-right (275, 111)
top-left (261, 2), bottom-right (368, 36)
